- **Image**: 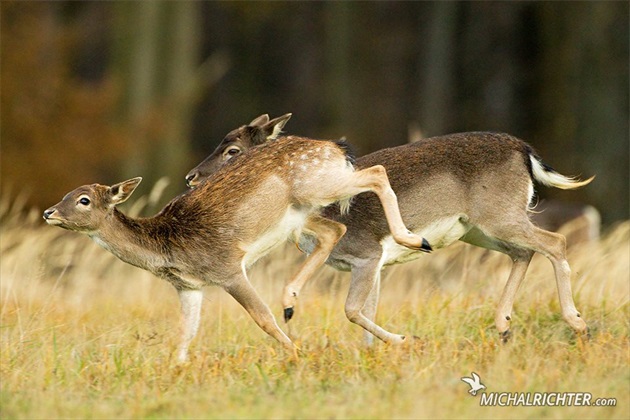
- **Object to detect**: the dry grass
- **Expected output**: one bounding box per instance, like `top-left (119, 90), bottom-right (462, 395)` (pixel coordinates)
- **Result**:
top-left (1, 191), bottom-right (628, 419)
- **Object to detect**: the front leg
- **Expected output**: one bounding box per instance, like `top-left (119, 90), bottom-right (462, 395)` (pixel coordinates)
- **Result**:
top-left (282, 214), bottom-right (347, 322)
top-left (345, 257), bottom-right (405, 344)
top-left (177, 288), bottom-right (203, 363)
top-left (361, 271), bottom-right (381, 346)
top-left (224, 271), bottom-right (297, 358)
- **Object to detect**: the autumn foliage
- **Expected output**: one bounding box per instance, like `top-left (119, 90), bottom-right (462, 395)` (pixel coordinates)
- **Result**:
top-left (1, 2), bottom-right (128, 208)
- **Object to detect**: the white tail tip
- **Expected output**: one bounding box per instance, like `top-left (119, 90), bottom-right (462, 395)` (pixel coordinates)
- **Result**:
top-left (530, 156), bottom-right (594, 190)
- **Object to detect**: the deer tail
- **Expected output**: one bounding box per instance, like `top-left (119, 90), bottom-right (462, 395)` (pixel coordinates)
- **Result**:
top-left (529, 155), bottom-right (594, 190)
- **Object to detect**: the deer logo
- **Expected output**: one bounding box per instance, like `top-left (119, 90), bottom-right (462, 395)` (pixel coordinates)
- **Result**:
top-left (461, 372), bottom-right (486, 396)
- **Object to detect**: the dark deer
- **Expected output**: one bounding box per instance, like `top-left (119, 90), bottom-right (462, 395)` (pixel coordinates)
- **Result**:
top-left (186, 116), bottom-right (593, 344)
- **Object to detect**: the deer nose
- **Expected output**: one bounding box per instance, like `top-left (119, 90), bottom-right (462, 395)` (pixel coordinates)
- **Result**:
top-left (185, 173), bottom-right (197, 188)
top-left (43, 208), bottom-right (56, 219)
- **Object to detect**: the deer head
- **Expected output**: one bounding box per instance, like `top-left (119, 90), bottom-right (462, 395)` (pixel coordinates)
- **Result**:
top-left (185, 113), bottom-right (292, 188)
top-left (43, 178), bottom-right (142, 232)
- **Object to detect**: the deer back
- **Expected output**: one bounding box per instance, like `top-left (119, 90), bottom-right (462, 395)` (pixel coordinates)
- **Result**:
top-left (326, 132), bottom-right (535, 237)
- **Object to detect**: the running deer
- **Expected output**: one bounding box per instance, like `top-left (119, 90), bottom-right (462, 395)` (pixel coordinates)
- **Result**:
top-left (186, 117), bottom-right (593, 344)
top-left (43, 137), bottom-right (430, 361)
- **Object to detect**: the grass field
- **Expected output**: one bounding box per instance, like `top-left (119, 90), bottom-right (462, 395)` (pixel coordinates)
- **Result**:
top-left (1, 192), bottom-right (628, 419)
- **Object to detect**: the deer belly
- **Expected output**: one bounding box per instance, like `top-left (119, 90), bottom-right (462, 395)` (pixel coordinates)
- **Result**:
top-left (380, 215), bottom-right (469, 266)
top-left (241, 206), bottom-right (310, 268)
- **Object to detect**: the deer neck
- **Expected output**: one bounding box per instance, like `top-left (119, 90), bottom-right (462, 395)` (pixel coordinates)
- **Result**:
top-left (88, 208), bottom-right (170, 273)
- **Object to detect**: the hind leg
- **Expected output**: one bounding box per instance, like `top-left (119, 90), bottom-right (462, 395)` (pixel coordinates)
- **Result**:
top-left (526, 227), bottom-right (587, 333)
top-left (467, 221), bottom-right (587, 336)
top-left (340, 165), bottom-right (432, 252)
top-left (462, 229), bottom-right (534, 341)
top-left (282, 214), bottom-right (347, 322)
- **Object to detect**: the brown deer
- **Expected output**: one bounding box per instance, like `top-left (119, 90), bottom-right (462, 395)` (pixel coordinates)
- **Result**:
top-left (44, 136), bottom-right (430, 361)
top-left (186, 115), bottom-right (593, 344)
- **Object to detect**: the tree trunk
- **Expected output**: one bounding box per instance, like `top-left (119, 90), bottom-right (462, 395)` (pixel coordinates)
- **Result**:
top-left (112, 2), bottom-right (202, 207)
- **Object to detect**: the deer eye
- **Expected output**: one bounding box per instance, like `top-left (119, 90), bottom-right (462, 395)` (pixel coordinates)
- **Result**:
top-left (225, 147), bottom-right (241, 157)
top-left (78, 197), bottom-right (91, 206)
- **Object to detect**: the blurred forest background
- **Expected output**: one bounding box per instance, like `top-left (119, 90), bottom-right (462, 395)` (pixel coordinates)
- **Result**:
top-left (1, 1), bottom-right (628, 224)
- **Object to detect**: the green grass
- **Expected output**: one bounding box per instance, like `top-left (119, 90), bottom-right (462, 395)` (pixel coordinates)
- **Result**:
top-left (1, 197), bottom-right (628, 419)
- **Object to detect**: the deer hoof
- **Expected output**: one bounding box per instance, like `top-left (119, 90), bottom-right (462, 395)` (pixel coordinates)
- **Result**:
top-left (420, 238), bottom-right (432, 253)
top-left (400, 235), bottom-right (432, 252)
top-left (284, 307), bottom-right (294, 323)
top-left (500, 329), bottom-right (512, 344)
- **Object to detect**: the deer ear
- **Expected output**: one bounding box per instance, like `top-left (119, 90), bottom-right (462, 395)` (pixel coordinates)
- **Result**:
top-left (108, 177), bottom-right (142, 205)
top-left (249, 114), bottom-right (270, 126)
top-left (260, 113), bottom-right (292, 142)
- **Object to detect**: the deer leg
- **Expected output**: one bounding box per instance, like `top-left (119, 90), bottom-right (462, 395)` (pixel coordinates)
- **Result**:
top-left (350, 165), bottom-right (431, 252)
top-left (176, 288), bottom-right (203, 363)
top-left (526, 227), bottom-right (587, 334)
top-left (494, 250), bottom-right (533, 342)
top-left (283, 214), bottom-right (347, 322)
top-left (361, 270), bottom-right (381, 346)
top-left (345, 257), bottom-right (406, 344)
top-left (461, 228), bottom-right (536, 341)
top-left (224, 271), bottom-right (297, 356)
top-left (476, 222), bottom-right (587, 335)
